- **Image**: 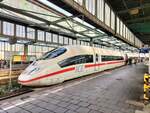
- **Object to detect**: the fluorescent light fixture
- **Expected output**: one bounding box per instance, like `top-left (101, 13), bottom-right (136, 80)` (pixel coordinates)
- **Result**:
top-left (17, 40), bottom-right (31, 44)
top-left (0, 37), bottom-right (9, 41)
top-left (74, 17), bottom-right (95, 29)
top-left (38, 0), bottom-right (72, 16)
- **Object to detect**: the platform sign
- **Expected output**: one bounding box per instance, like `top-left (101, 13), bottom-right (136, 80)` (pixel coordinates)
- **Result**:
top-left (139, 48), bottom-right (150, 53)
top-left (13, 55), bottom-right (22, 62)
top-left (13, 55), bottom-right (36, 62)
top-left (139, 47), bottom-right (150, 74)
top-left (139, 44), bottom-right (150, 53)
top-left (149, 51), bottom-right (150, 74)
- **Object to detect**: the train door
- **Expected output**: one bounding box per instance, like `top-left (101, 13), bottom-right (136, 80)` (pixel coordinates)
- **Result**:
top-left (95, 53), bottom-right (100, 71)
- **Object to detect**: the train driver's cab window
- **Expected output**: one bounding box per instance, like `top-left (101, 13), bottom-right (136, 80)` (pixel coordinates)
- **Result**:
top-left (58, 55), bottom-right (93, 68)
top-left (38, 47), bottom-right (67, 60)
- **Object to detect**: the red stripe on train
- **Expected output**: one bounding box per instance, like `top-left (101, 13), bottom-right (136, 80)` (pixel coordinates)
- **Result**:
top-left (18, 60), bottom-right (124, 83)
top-left (18, 67), bottom-right (75, 83)
top-left (85, 60), bottom-right (124, 68)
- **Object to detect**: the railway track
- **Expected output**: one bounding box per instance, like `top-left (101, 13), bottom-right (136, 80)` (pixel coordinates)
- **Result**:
top-left (0, 69), bottom-right (23, 85)
top-left (0, 65), bottom-right (124, 101)
top-left (0, 64), bottom-right (28, 85)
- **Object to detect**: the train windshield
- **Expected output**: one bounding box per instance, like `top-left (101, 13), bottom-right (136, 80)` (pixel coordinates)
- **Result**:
top-left (38, 47), bottom-right (67, 60)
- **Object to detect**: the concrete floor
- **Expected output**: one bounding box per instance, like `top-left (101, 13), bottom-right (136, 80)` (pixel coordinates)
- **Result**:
top-left (0, 64), bottom-right (147, 113)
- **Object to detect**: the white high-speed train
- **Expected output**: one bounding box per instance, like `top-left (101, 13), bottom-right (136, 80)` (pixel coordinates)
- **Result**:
top-left (18, 45), bottom-right (128, 86)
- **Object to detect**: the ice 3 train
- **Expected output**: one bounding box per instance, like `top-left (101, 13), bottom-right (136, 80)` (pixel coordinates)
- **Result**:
top-left (18, 45), bottom-right (133, 86)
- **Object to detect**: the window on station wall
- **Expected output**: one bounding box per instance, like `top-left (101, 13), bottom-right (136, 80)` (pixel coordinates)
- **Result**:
top-left (52, 34), bottom-right (58, 43)
top-left (2, 42), bottom-right (5, 51)
top-left (58, 35), bottom-right (64, 44)
top-left (73, 39), bottom-right (77, 45)
top-left (0, 42), bottom-right (4, 51)
top-left (83, 41), bottom-right (86, 46)
top-left (116, 17), bottom-right (120, 34)
top-left (135, 39), bottom-right (138, 47)
top-left (125, 27), bottom-right (128, 40)
top-left (12, 44), bottom-right (16, 52)
top-left (16, 25), bottom-right (25, 38)
top-left (128, 31), bottom-right (130, 41)
top-left (129, 32), bottom-right (131, 42)
top-left (68, 38), bottom-right (73, 45)
top-left (74, 0), bottom-right (83, 6)
top-left (28, 45), bottom-right (32, 54)
top-left (122, 23), bottom-right (124, 37)
top-left (27, 27), bottom-right (35, 39)
top-left (97, 0), bottom-right (104, 22)
top-left (131, 33), bottom-right (133, 43)
top-left (5, 43), bottom-right (10, 51)
top-left (13, 44), bottom-right (24, 55)
top-left (85, 0), bottom-right (95, 15)
top-left (43, 46), bottom-right (49, 53)
top-left (81, 41), bottom-right (85, 45)
top-left (3, 21), bottom-right (14, 36)
top-left (28, 45), bottom-right (31, 55)
top-left (87, 42), bottom-right (90, 46)
top-left (126, 29), bottom-right (128, 40)
top-left (36, 46), bottom-right (42, 53)
top-left (77, 40), bottom-right (80, 45)
top-left (123, 24), bottom-right (126, 38)
top-left (105, 3), bottom-right (110, 27)
top-left (130, 32), bottom-right (132, 42)
top-left (0, 51), bottom-right (4, 60)
top-left (38, 30), bottom-right (45, 41)
top-left (127, 29), bottom-right (129, 41)
top-left (84, 41), bottom-right (87, 46)
top-left (130, 33), bottom-right (132, 42)
top-left (46, 32), bottom-right (52, 42)
top-left (64, 37), bottom-right (68, 45)
top-left (120, 21), bottom-right (123, 36)
top-left (32, 45), bottom-right (36, 54)
top-left (15, 44), bottom-right (24, 52)
top-left (111, 11), bottom-right (115, 30)
top-left (28, 45), bottom-right (35, 53)
top-left (0, 21), bottom-right (1, 34)
top-left (128, 29), bottom-right (130, 40)
top-left (131, 33), bottom-right (134, 43)
top-left (136, 38), bottom-right (139, 46)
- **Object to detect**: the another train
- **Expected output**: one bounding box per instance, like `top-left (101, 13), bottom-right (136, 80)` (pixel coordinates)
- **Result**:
top-left (18, 45), bottom-right (136, 86)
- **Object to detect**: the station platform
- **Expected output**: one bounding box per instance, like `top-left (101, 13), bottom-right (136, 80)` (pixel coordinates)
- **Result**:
top-left (0, 64), bottom-right (147, 113)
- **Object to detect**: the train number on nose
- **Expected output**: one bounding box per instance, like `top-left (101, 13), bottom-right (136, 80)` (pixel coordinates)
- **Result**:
top-left (75, 65), bottom-right (85, 72)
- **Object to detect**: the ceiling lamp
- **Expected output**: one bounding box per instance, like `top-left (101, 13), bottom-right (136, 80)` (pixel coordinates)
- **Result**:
top-left (129, 8), bottom-right (139, 15)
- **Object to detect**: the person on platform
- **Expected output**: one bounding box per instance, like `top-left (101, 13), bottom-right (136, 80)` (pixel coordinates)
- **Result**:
top-left (128, 57), bottom-right (132, 65)
top-left (0, 59), bottom-right (2, 69)
top-left (125, 54), bottom-right (128, 65)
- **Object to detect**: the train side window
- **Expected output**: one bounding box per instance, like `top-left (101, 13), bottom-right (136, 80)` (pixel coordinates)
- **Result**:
top-left (58, 55), bottom-right (93, 68)
top-left (101, 55), bottom-right (124, 61)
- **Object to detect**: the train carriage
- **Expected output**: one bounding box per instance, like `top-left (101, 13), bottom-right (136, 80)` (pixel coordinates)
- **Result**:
top-left (18, 45), bottom-right (126, 86)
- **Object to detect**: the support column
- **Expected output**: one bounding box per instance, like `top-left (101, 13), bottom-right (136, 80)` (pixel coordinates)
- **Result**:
top-left (90, 38), bottom-right (93, 46)
top-left (24, 44), bottom-right (28, 55)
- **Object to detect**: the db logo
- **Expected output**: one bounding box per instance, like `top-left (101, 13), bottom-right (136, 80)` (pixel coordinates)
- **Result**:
top-left (75, 65), bottom-right (85, 72)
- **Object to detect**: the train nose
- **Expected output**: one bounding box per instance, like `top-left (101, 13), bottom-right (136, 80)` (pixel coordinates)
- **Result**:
top-left (18, 74), bottom-right (32, 86)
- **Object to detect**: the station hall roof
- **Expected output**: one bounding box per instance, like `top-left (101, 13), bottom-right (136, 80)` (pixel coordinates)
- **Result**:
top-left (0, 0), bottom-right (138, 51)
top-left (107, 0), bottom-right (150, 44)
